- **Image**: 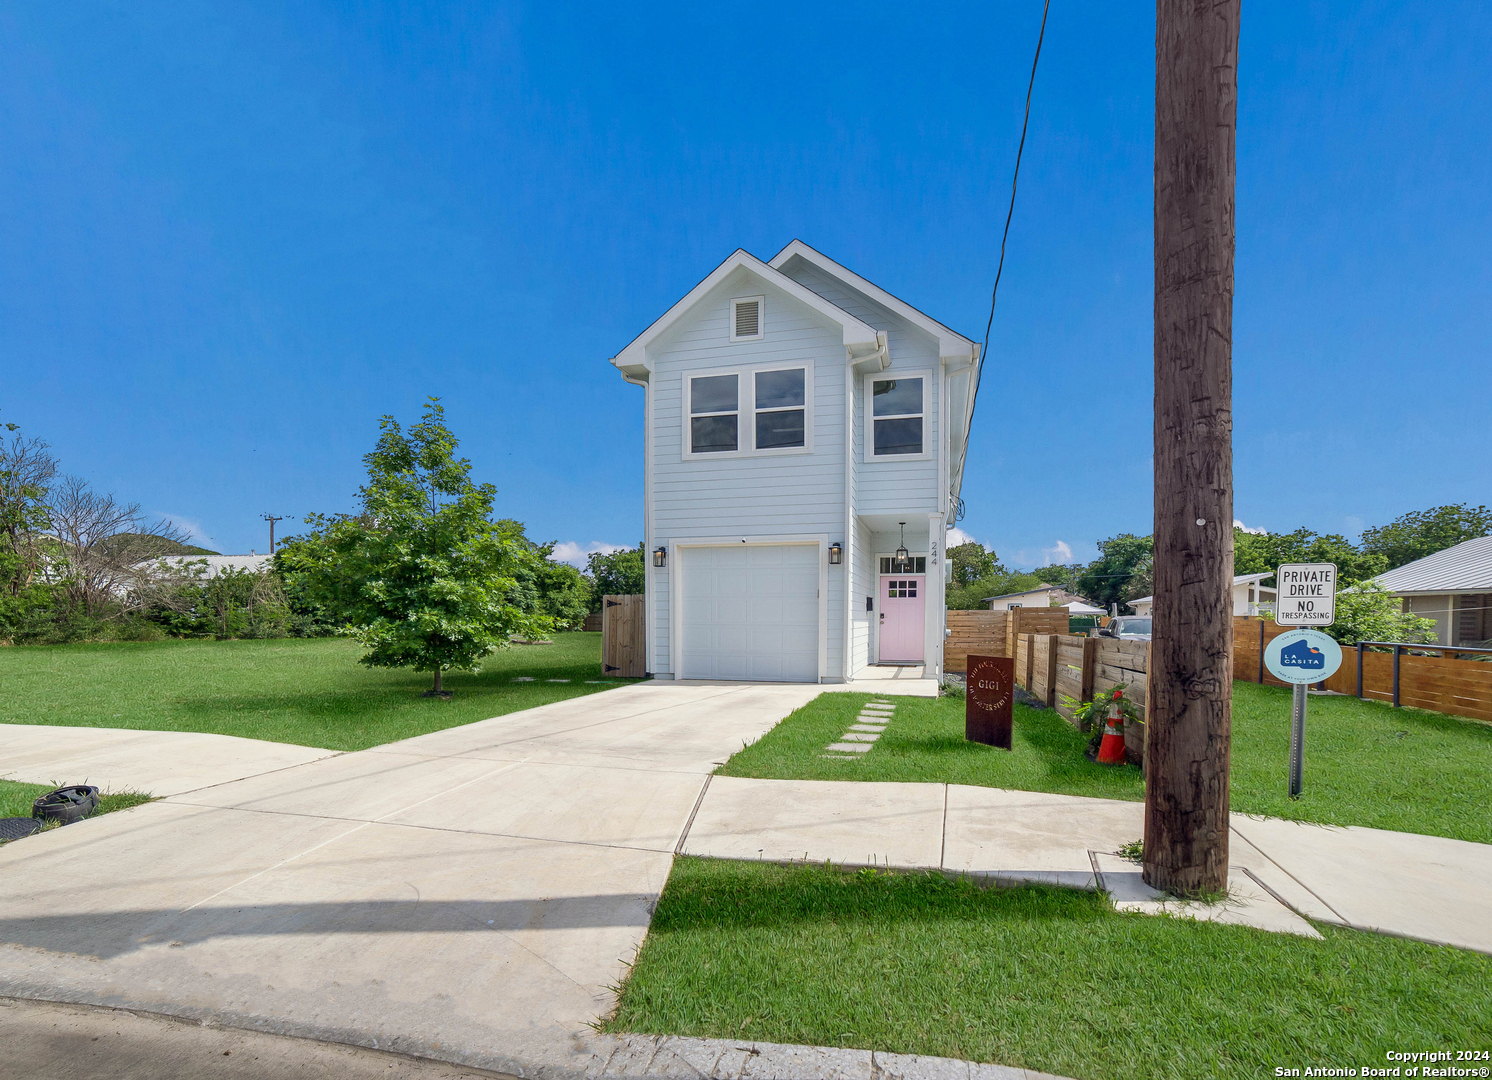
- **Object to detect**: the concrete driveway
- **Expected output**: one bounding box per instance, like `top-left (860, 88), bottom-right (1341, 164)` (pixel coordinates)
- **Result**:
top-left (0, 681), bottom-right (823, 1078)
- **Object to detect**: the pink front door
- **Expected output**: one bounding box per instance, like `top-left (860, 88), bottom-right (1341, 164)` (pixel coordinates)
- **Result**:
top-left (879, 575), bottom-right (926, 662)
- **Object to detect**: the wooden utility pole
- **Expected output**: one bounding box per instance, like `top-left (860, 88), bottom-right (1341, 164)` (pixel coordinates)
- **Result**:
top-left (261, 513), bottom-right (286, 555)
top-left (1144, 0), bottom-right (1240, 896)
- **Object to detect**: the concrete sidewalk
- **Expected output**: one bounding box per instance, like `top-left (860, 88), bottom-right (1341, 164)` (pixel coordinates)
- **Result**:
top-left (680, 776), bottom-right (1492, 952)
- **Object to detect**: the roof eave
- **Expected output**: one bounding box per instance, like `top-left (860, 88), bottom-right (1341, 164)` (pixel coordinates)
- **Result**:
top-left (609, 248), bottom-right (879, 377)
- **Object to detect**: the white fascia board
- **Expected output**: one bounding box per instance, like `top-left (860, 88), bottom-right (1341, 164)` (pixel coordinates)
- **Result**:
top-left (945, 344), bottom-right (980, 504)
top-left (609, 248), bottom-right (879, 376)
top-left (767, 239), bottom-right (976, 359)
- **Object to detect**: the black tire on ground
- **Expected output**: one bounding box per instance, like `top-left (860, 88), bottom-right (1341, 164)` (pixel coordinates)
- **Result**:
top-left (32, 785), bottom-right (100, 825)
top-left (0, 816), bottom-right (44, 841)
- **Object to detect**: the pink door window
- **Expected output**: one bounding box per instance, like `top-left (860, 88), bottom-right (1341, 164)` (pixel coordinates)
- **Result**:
top-left (879, 575), bottom-right (926, 662)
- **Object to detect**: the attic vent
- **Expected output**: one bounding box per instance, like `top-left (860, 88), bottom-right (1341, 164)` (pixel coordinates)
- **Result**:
top-left (730, 296), bottom-right (763, 341)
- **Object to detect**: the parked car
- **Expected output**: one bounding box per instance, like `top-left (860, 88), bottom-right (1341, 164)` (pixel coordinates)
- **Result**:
top-left (1097, 616), bottom-right (1152, 641)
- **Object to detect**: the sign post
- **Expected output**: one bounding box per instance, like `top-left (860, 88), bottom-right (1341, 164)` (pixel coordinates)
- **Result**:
top-left (1271, 561), bottom-right (1340, 797)
top-left (965, 654), bottom-right (1015, 750)
top-left (1264, 627), bottom-right (1343, 797)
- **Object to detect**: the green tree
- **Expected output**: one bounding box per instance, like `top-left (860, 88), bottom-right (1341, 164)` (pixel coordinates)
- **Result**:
top-left (1233, 526), bottom-right (1386, 586)
top-left (1360, 504), bottom-right (1492, 571)
top-left (1076, 533), bottom-right (1153, 612)
top-left (528, 541), bottom-right (594, 630)
top-left (0, 417), bottom-right (59, 639)
top-left (1328, 581), bottom-right (1439, 647)
top-left (285, 399), bottom-right (550, 695)
top-left (587, 544), bottom-right (645, 605)
top-left (947, 541), bottom-right (1003, 588)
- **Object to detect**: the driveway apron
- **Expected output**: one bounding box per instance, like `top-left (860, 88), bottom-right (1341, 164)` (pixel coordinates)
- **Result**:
top-left (0, 682), bottom-right (822, 1077)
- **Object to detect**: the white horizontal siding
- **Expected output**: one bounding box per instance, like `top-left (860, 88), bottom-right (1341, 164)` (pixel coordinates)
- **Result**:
top-left (649, 268), bottom-right (847, 678)
top-left (780, 258), bottom-right (942, 519)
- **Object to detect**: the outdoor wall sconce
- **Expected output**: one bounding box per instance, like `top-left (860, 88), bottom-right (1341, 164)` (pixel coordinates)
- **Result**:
top-left (828, 542), bottom-right (843, 565)
top-left (652, 547), bottom-right (667, 568)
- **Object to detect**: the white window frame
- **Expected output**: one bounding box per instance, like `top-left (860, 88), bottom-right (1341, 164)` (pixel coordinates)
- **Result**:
top-left (683, 369), bottom-right (743, 458)
top-left (863, 369), bottom-right (933, 462)
top-left (681, 361), bottom-right (813, 460)
top-left (729, 294), bottom-right (766, 342)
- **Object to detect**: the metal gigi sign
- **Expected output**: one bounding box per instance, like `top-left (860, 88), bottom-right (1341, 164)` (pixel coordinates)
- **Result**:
top-left (965, 654), bottom-right (1015, 750)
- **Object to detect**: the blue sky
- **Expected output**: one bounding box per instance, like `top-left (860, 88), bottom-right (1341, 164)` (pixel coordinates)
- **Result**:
top-left (3, 2), bottom-right (1488, 567)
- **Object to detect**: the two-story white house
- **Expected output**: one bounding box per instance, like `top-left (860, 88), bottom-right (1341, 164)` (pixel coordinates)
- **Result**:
top-left (609, 241), bottom-right (980, 684)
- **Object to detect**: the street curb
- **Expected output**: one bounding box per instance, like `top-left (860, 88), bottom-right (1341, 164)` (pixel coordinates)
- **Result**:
top-left (0, 986), bottom-right (1072, 1079)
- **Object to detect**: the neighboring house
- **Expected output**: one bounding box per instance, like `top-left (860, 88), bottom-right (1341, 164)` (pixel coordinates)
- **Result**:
top-left (1128, 572), bottom-right (1276, 618)
top-left (609, 241), bottom-right (980, 683)
top-left (1369, 535), bottom-right (1492, 646)
top-left (983, 585), bottom-right (1085, 611)
top-left (155, 554), bottom-right (273, 578)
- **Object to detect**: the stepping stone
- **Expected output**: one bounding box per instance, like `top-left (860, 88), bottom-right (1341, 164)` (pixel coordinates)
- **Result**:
top-left (839, 732), bottom-right (879, 742)
top-left (857, 712), bottom-right (890, 720)
top-left (819, 753), bottom-right (860, 760)
top-left (513, 677), bottom-right (535, 682)
top-left (546, 679), bottom-right (571, 683)
top-left (862, 707), bottom-right (895, 714)
top-left (849, 724), bottom-right (885, 733)
top-left (825, 742), bottom-right (873, 753)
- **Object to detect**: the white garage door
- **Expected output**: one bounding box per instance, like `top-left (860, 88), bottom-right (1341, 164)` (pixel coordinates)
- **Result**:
top-left (679, 544), bottom-right (820, 682)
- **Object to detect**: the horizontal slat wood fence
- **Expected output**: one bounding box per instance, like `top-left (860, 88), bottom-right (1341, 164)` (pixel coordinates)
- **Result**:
top-left (1054, 637), bottom-right (1097, 723)
top-left (1234, 615), bottom-right (1492, 725)
top-left (944, 611), bottom-right (1008, 673)
top-left (944, 607), bottom-right (1069, 673)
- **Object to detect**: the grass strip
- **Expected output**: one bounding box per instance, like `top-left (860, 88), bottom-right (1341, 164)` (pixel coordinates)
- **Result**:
top-left (719, 681), bottom-right (1492, 843)
top-left (607, 857), bottom-right (1492, 1080)
top-left (0, 633), bottom-right (626, 751)
top-left (0, 778), bottom-right (154, 843)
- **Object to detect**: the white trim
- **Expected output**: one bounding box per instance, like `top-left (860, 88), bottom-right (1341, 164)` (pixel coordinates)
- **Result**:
top-left (728, 294), bottom-right (765, 342)
top-left (768, 239), bottom-right (975, 358)
top-left (863, 369), bottom-right (934, 462)
top-left (669, 535), bottom-right (830, 683)
top-left (680, 361), bottom-right (814, 461)
top-left (610, 248), bottom-right (879, 373)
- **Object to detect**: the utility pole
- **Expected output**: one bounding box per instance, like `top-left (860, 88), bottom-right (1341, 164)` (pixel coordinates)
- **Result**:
top-left (1144, 0), bottom-right (1240, 896)
top-left (261, 513), bottom-right (286, 555)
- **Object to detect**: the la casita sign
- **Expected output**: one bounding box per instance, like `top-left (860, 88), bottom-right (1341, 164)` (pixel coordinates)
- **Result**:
top-left (1275, 563), bottom-right (1337, 627)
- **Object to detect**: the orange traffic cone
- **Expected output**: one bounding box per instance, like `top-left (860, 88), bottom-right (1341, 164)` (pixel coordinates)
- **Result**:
top-left (1096, 690), bottom-right (1128, 765)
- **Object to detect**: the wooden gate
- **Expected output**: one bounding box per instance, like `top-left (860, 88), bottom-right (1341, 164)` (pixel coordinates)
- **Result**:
top-left (602, 594), bottom-right (646, 678)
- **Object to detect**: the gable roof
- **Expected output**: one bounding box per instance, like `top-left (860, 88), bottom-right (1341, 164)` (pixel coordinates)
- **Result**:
top-left (609, 248), bottom-right (880, 378)
top-left (768, 240), bottom-right (976, 358)
top-left (1372, 535), bottom-right (1492, 594)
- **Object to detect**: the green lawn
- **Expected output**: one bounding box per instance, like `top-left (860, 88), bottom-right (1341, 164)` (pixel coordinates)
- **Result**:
top-left (0, 633), bottom-right (626, 751)
top-left (719, 680), bottom-right (1492, 844)
top-left (1, 777), bottom-right (153, 833)
top-left (607, 858), bottom-right (1492, 1080)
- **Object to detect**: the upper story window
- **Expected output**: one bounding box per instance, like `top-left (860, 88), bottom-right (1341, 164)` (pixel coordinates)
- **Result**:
top-left (686, 365), bottom-right (811, 457)
top-left (730, 296), bottom-right (764, 342)
top-left (870, 377), bottom-right (924, 456)
top-left (754, 368), bottom-right (805, 449)
top-left (690, 373), bottom-right (738, 453)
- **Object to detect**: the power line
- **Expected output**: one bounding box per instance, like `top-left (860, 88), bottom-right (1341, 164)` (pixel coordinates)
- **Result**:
top-left (969, 0), bottom-right (1053, 437)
